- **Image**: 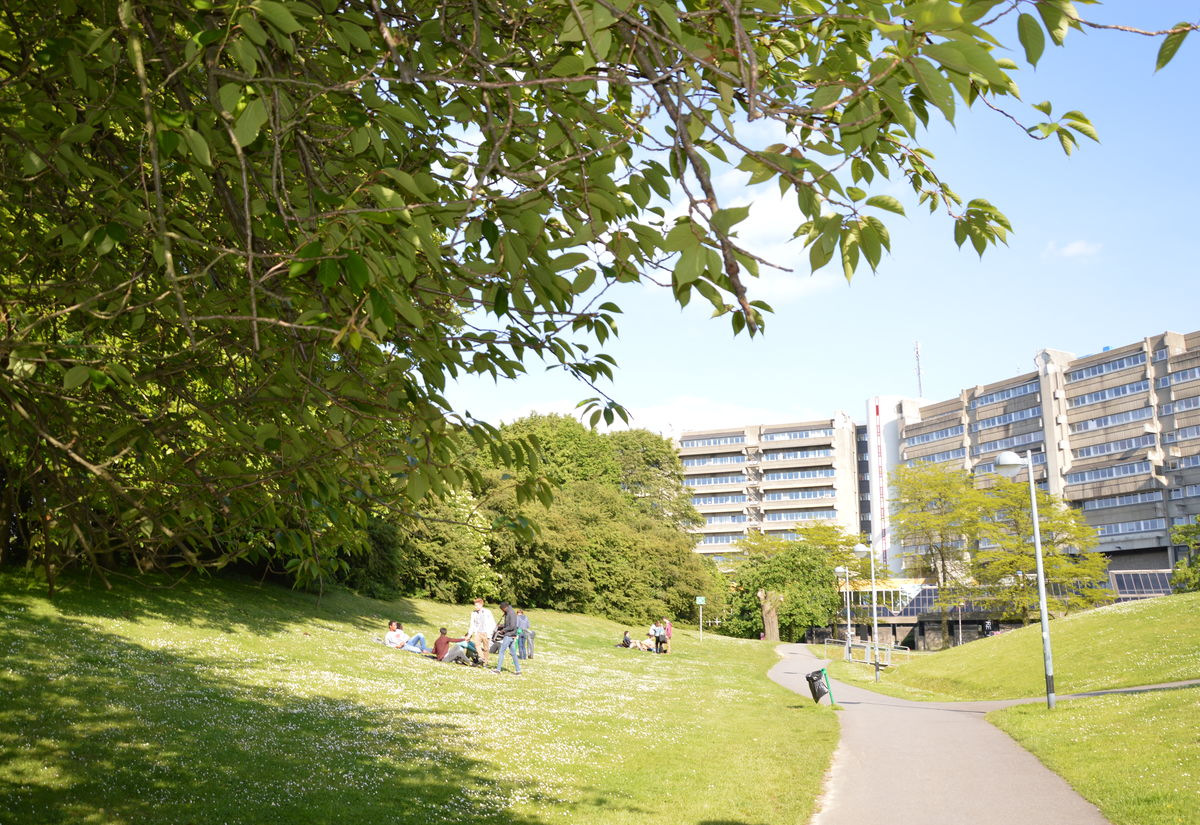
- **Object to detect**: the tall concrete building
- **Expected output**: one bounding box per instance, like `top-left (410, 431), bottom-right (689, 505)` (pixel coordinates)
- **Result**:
top-left (679, 413), bottom-right (861, 563)
top-left (678, 328), bottom-right (1200, 586)
top-left (890, 329), bottom-right (1200, 574)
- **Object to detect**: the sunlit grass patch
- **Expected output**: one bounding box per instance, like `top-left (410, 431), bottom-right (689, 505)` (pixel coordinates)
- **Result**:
top-left (990, 687), bottom-right (1200, 825)
top-left (0, 573), bottom-right (836, 824)
top-left (821, 591), bottom-right (1200, 701)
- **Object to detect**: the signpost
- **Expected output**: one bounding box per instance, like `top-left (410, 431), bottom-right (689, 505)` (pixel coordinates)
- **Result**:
top-left (696, 596), bottom-right (706, 641)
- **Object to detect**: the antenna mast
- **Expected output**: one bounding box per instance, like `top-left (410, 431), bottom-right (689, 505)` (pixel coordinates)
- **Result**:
top-left (914, 341), bottom-right (924, 397)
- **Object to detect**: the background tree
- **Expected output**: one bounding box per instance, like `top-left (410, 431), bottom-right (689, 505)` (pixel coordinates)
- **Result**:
top-left (1169, 517), bottom-right (1200, 593)
top-left (724, 527), bottom-right (859, 642)
top-left (971, 477), bottom-right (1111, 622)
top-left (1, 2), bottom-right (1193, 589)
top-left (891, 461), bottom-right (990, 644)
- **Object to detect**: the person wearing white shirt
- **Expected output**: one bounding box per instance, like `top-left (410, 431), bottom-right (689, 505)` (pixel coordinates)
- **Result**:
top-left (385, 620), bottom-right (430, 653)
top-left (466, 598), bottom-right (497, 667)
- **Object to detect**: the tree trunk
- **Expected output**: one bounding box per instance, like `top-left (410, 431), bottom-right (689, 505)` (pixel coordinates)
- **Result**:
top-left (758, 588), bottom-right (783, 642)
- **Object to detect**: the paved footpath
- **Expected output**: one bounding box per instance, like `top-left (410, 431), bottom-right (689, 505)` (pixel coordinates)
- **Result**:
top-left (768, 643), bottom-right (1113, 825)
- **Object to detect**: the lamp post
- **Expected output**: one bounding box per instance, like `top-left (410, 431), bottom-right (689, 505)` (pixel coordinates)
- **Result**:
top-left (833, 565), bottom-right (851, 657)
top-left (994, 449), bottom-right (1056, 709)
top-left (853, 542), bottom-right (881, 681)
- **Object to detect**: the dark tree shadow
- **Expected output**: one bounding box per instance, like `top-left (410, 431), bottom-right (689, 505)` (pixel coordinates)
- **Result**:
top-left (1, 570), bottom-right (434, 639)
top-left (0, 605), bottom-right (551, 825)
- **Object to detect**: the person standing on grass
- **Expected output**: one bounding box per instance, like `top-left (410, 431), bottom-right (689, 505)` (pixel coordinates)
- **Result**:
top-left (494, 602), bottom-right (522, 674)
top-left (649, 620), bottom-right (664, 654)
top-left (516, 609), bottom-right (534, 659)
top-left (466, 598), bottom-right (496, 668)
top-left (661, 617), bottom-right (673, 654)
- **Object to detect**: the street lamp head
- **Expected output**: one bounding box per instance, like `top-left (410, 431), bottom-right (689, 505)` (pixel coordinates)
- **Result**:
top-left (833, 566), bottom-right (848, 575)
top-left (852, 543), bottom-right (870, 557)
top-left (993, 449), bottom-right (1026, 479)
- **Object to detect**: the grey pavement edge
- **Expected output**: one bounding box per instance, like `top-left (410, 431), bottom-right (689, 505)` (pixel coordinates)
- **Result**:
top-left (768, 643), bottom-right (1114, 825)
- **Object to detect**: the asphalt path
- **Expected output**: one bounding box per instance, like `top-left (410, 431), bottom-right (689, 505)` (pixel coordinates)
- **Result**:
top-left (769, 643), bottom-right (1114, 825)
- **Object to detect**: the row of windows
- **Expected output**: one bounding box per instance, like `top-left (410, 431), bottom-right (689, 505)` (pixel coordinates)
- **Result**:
top-left (1071, 406), bottom-right (1153, 434)
top-left (971, 431), bottom-right (1043, 457)
top-left (1174, 455), bottom-right (1200, 470)
top-left (706, 514), bottom-right (747, 524)
top-left (907, 424), bottom-right (964, 446)
top-left (680, 435), bottom-right (744, 448)
top-left (1081, 490), bottom-right (1164, 511)
top-left (693, 493), bottom-right (747, 505)
top-left (761, 428), bottom-right (835, 441)
top-left (1156, 366), bottom-right (1200, 389)
top-left (1163, 425), bottom-right (1200, 444)
top-left (1069, 379), bottom-right (1148, 409)
top-left (1065, 460), bottom-right (1152, 485)
top-left (763, 449), bottom-right (833, 461)
top-left (907, 447), bottom-right (967, 465)
top-left (1066, 352), bottom-right (1146, 383)
top-left (1162, 395), bottom-right (1200, 416)
top-left (764, 469), bottom-right (837, 481)
top-left (689, 474), bottom-right (747, 486)
top-left (699, 533), bottom-right (742, 545)
top-left (1096, 518), bottom-right (1166, 537)
top-left (1074, 434), bottom-right (1156, 459)
top-left (1154, 348), bottom-right (1170, 362)
top-left (1172, 516), bottom-right (1197, 527)
top-left (764, 509), bottom-right (837, 522)
top-left (1170, 485), bottom-right (1200, 500)
top-left (763, 488), bottom-right (834, 501)
top-left (970, 381), bottom-right (1039, 409)
top-left (682, 454), bottom-right (744, 467)
top-left (973, 451), bottom-right (1046, 475)
top-left (973, 406), bottom-right (1040, 432)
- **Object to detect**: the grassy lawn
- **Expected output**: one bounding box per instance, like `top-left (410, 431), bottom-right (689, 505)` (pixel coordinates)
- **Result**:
top-left (990, 687), bottom-right (1200, 825)
top-left (822, 591), bottom-right (1200, 701)
top-left (0, 572), bottom-right (836, 825)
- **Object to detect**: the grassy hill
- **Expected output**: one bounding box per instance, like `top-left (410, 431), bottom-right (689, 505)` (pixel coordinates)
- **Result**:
top-left (827, 591), bottom-right (1200, 701)
top-left (826, 592), bottom-right (1200, 825)
top-left (0, 572), bottom-right (836, 825)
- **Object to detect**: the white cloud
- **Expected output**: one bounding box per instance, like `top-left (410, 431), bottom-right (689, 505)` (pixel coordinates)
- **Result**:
top-left (1044, 239), bottom-right (1102, 259)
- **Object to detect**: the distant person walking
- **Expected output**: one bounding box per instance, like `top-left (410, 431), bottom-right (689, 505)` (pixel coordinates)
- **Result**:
top-left (516, 609), bottom-right (534, 659)
top-left (466, 598), bottom-right (497, 668)
top-left (494, 602), bottom-right (522, 674)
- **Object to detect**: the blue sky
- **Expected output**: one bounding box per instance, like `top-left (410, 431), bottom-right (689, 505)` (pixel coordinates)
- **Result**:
top-left (448, 3), bottom-right (1200, 437)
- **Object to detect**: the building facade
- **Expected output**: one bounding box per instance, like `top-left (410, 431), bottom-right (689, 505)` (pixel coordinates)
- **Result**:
top-left (678, 329), bottom-right (1200, 580)
top-left (679, 413), bottom-right (861, 563)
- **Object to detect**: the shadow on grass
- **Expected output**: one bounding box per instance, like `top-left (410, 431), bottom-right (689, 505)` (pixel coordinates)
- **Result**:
top-left (0, 570), bottom-right (436, 639)
top-left (0, 606), bottom-right (550, 825)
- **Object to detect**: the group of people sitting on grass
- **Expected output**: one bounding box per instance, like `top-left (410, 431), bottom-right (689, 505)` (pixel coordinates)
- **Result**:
top-left (384, 598), bottom-right (535, 675)
top-left (616, 618), bottom-right (672, 653)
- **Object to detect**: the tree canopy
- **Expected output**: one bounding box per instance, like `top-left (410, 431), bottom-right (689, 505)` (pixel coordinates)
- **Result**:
top-left (1, 1), bottom-right (1193, 588)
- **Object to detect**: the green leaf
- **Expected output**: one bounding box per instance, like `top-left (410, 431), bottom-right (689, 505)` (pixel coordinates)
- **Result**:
top-left (710, 206), bottom-right (751, 234)
top-left (1065, 118), bottom-right (1099, 143)
top-left (846, 187), bottom-right (867, 202)
top-left (1156, 23), bottom-right (1191, 72)
top-left (63, 364), bottom-right (91, 390)
top-left (911, 58), bottom-right (955, 122)
top-left (254, 0), bottom-right (302, 35)
top-left (1017, 13), bottom-right (1045, 66)
top-left (181, 128), bottom-right (212, 166)
top-left (1033, 100), bottom-right (1053, 116)
top-left (865, 195), bottom-right (906, 216)
top-left (1037, 0), bottom-right (1071, 47)
top-left (344, 251), bottom-right (369, 292)
top-left (233, 97), bottom-right (268, 147)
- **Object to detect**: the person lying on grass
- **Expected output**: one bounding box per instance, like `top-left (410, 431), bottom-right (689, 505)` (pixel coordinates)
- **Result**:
top-left (385, 621), bottom-right (432, 654)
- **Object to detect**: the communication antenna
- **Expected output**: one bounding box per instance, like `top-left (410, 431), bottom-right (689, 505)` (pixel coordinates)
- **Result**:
top-left (914, 340), bottom-right (924, 397)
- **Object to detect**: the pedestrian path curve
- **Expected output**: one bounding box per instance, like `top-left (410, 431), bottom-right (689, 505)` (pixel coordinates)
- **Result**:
top-left (768, 643), bottom-right (1113, 825)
